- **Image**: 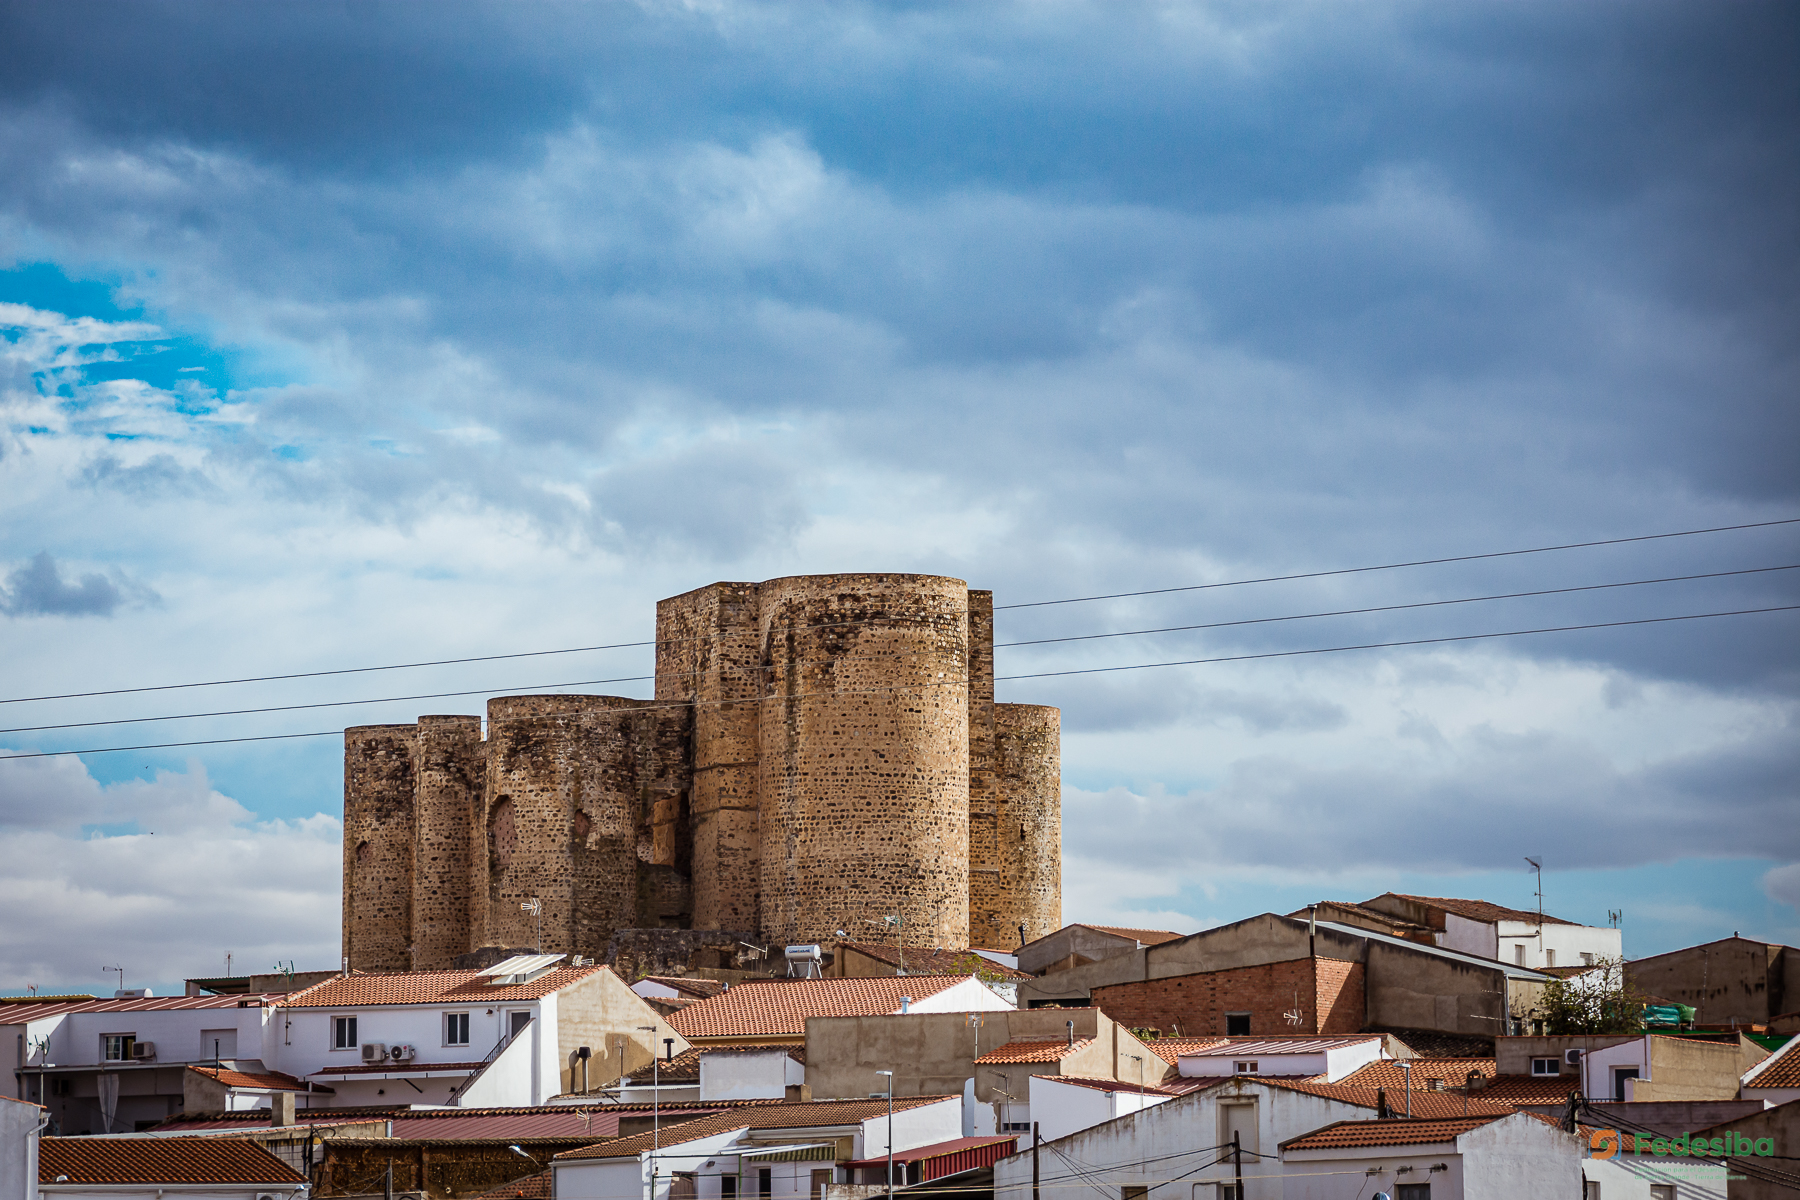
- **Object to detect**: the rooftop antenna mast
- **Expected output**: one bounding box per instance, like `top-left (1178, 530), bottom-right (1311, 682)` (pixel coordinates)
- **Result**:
top-left (1525, 857), bottom-right (1544, 959)
top-left (520, 898), bottom-right (542, 952)
top-left (102, 964), bottom-right (123, 994)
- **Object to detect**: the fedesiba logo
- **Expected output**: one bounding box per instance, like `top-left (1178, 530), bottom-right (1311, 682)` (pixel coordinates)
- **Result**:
top-left (1590, 1129), bottom-right (1775, 1160)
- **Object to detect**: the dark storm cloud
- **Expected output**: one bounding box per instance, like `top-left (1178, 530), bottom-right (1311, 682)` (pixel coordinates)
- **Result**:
top-left (0, 551), bottom-right (154, 617)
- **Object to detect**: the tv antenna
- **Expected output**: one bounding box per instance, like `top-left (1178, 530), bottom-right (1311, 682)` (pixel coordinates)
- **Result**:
top-left (102, 964), bottom-right (124, 993)
top-left (1608, 909), bottom-right (1622, 929)
top-left (520, 898), bottom-right (542, 952)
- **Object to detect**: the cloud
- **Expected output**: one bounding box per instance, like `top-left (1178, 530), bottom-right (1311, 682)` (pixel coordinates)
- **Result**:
top-left (1763, 863), bottom-right (1800, 911)
top-left (0, 757), bottom-right (340, 989)
top-left (0, 551), bottom-right (156, 617)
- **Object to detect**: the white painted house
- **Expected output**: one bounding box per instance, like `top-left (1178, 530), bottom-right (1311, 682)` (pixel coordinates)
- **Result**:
top-left (2, 1094), bottom-right (45, 1200)
top-left (1277, 1112), bottom-right (1587, 1199)
top-left (553, 1096), bottom-right (964, 1200)
top-left (1026, 1076), bottom-right (1173, 1143)
top-left (1360, 894), bottom-right (1623, 969)
top-left (270, 954), bottom-right (687, 1107)
top-left (1177, 1036), bottom-right (1387, 1083)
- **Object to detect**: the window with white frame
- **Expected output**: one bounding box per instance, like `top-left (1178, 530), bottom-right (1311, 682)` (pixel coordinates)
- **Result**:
top-left (1531, 1057), bottom-right (1560, 1076)
top-left (1581, 952), bottom-right (1596, 965)
top-left (1546, 949), bottom-right (1557, 967)
top-left (1515, 944), bottom-right (1526, 965)
top-left (1233, 1060), bottom-right (1259, 1074)
top-left (446, 1012), bottom-right (470, 1046)
top-left (332, 1015), bottom-right (359, 1050)
top-left (101, 1034), bottom-right (135, 1061)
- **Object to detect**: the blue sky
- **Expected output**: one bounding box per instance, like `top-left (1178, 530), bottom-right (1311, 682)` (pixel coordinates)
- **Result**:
top-left (0, 0), bottom-right (1795, 995)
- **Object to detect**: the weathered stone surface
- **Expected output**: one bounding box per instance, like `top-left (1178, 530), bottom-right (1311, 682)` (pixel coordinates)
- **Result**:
top-left (343, 574), bottom-right (1060, 971)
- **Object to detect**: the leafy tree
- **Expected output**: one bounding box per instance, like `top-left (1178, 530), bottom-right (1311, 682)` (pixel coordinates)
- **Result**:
top-left (949, 952), bottom-right (1007, 984)
top-left (1537, 958), bottom-right (1645, 1035)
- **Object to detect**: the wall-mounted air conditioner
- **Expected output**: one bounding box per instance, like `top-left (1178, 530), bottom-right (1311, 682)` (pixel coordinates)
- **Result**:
top-left (389, 1044), bottom-right (416, 1062)
top-left (1565, 1049), bottom-right (1585, 1066)
top-left (361, 1042), bottom-right (388, 1063)
top-left (131, 1042), bottom-right (156, 1061)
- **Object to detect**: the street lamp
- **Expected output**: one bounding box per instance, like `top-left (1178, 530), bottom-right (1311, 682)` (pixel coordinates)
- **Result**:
top-left (638, 1025), bottom-right (662, 1187)
top-left (876, 1069), bottom-right (895, 1200)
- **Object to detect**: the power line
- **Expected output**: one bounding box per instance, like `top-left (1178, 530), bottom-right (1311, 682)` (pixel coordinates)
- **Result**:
top-left (993, 515), bottom-right (1800, 610)
top-left (10, 564), bottom-right (1793, 737)
top-left (2, 602), bottom-right (1791, 762)
top-left (994, 562), bottom-right (1799, 649)
top-left (5, 515), bottom-right (1793, 707)
top-left (994, 604), bottom-right (1800, 682)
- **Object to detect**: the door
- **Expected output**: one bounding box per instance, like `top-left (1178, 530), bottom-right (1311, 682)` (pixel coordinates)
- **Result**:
top-left (508, 1010), bottom-right (532, 1042)
top-left (1220, 1104), bottom-right (1256, 1197)
top-left (758, 1168), bottom-right (772, 1199)
top-left (810, 1170), bottom-right (832, 1200)
top-left (1613, 1067), bottom-right (1639, 1101)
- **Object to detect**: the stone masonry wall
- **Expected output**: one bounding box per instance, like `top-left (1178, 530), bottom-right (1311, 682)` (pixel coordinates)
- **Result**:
top-left (1091, 957), bottom-right (1368, 1037)
top-left (986, 703), bottom-right (1061, 949)
top-left (411, 716), bottom-right (483, 971)
top-left (343, 724), bottom-right (419, 972)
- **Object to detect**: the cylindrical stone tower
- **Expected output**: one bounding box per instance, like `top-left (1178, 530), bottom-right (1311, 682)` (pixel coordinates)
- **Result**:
top-left (343, 724), bottom-right (419, 972)
top-left (756, 573), bottom-right (972, 947)
top-left (480, 695), bottom-right (645, 957)
top-left (993, 703), bottom-right (1062, 945)
top-left (411, 715), bottom-right (483, 970)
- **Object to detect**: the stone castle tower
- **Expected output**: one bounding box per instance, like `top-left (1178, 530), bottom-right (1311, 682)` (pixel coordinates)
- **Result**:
top-left (342, 573), bottom-right (1061, 971)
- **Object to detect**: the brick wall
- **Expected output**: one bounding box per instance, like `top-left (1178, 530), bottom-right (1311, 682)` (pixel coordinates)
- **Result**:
top-left (1092, 957), bottom-right (1367, 1037)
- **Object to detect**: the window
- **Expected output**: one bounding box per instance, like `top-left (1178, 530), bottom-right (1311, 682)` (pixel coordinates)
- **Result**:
top-left (1531, 1057), bottom-right (1561, 1076)
top-left (1514, 944), bottom-right (1526, 965)
top-left (1225, 1013), bottom-right (1251, 1036)
top-left (1581, 952), bottom-right (1596, 966)
top-left (101, 1034), bottom-right (135, 1062)
top-left (757, 1168), bottom-right (772, 1199)
top-left (446, 1012), bottom-right (470, 1046)
top-left (1546, 949), bottom-right (1557, 967)
top-left (507, 1011), bottom-right (532, 1041)
top-left (1613, 1067), bottom-right (1639, 1102)
top-left (1585, 1183), bottom-right (1602, 1200)
top-left (1648, 1187), bottom-right (1675, 1200)
top-left (1214, 1188), bottom-right (1241, 1200)
top-left (1232, 1061), bottom-right (1259, 1074)
top-left (1122, 1188), bottom-right (1148, 1200)
top-left (332, 1016), bottom-right (358, 1050)
top-left (1397, 1186), bottom-right (1430, 1200)
top-left (721, 1178), bottom-right (737, 1200)
top-left (671, 1174), bottom-right (697, 1200)
top-left (1001, 1121), bottom-right (1032, 1132)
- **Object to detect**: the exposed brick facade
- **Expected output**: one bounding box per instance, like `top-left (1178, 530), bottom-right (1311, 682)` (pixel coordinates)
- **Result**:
top-left (1091, 957), bottom-right (1367, 1038)
top-left (344, 574), bottom-right (1062, 971)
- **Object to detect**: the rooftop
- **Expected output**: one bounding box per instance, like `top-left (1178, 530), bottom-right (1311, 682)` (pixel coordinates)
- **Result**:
top-left (1335, 1059), bottom-right (1497, 1090)
top-left (188, 1065), bottom-right (332, 1094)
top-left (0, 994), bottom-right (284, 1019)
top-left (637, 976), bottom-right (726, 1000)
top-left (1144, 1037), bottom-right (1231, 1065)
top-left (1743, 1034), bottom-right (1800, 1089)
top-left (837, 941), bottom-right (1032, 980)
top-left (1378, 893), bottom-right (1577, 927)
top-left (40, 1137), bottom-right (307, 1185)
top-left (1282, 1115), bottom-right (1503, 1151)
top-left (975, 1038), bottom-right (1094, 1064)
top-left (555, 1096), bottom-right (957, 1160)
top-left (1032, 1076), bottom-right (1177, 1097)
top-left (1179, 1036), bottom-right (1383, 1057)
top-left (1075, 925), bottom-right (1185, 946)
top-left (669, 975), bottom-right (974, 1039)
top-left (1196, 1076), bottom-right (1521, 1120)
top-left (280, 964), bottom-right (606, 1008)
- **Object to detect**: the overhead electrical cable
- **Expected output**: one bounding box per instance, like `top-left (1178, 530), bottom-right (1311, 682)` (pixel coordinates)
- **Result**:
top-left (4, 565), bottom-right (1794, 736)
top-left (1, 602), bottom-right (1792, 761)
top-left (4, 515), bottom-right (1793, 706)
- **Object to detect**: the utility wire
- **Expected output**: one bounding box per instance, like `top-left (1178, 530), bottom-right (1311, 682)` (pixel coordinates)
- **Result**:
top-left (1, 602), bottom-right (1792, 761)
top-left (5, 516), bottom-right (1793, 706)
top-left (995, 563), bottom-right (1799, 649)
top-left (8, 565), bottom-right (1793, 737)
top-left (993, 515), bottom-right (1800, 610)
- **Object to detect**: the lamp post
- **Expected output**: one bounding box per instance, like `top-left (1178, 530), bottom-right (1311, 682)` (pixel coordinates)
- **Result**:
top-left (876, 1069), bottom-right (895, 1200)
top-left (638, 1025), bottom-right (661, 1192)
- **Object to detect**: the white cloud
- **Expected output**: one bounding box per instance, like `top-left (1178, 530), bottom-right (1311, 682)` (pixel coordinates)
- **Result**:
top-left (1763, 863), bottom-right (1800, 912)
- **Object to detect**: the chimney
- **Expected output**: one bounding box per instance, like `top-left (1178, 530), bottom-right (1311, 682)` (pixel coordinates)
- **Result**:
top-left (900, 997), bottom-right (912, 1013)
top-left (270, 1092), bottom-right (295, 1127)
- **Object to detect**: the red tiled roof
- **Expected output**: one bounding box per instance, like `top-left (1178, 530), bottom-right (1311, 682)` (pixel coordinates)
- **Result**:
top-left (188, 1065), bottom-right (332, 1094)
top-left (669, 976), bottom-right (971, 1039)
top-left (1456, 1073), bottom-right (1580, 1104)
top-left (279, 965), bottom-right (607, 1008)
top-left (554, 1096), bottom-right (958, 1160)
top-left (844, 1135), bottom-right (1020, 1177)
top-left (838, 942), bottom-right (1033, 981)
top-left (1336, 1059), bottom-right (1497, 1090)
top-left (1179, 1036), bottom-right (1382, 1057)
top-left (1077, 925), bottom-right (1185, 945)
top-left (1744, 1035), bottom-right (1800, 1088)
top-left (40, 1137), bottom-right (306, 1185)
top-left (1, 995), bottom-right (284, 1019)
top-left (1145, 1037), bottom-right (1230, 1065)
top-left (625, 1047), bottom-right (703, 1084)
top-left (469, 1170), bottom-right (551, 1200)
top-left (1196, 1076), bottom-right (1521, 1120)
top-left (1282, 1115), bottom-right (1502, 1151)
top-left (1382, 894), bottom-right (1576, 926)
top-left (975, 1038), bottom-right (1094, 1064)
top-left (639, 976), bottom-right (726, 1000)
top-left (1032, 1076), bottom-right (1177, 1096)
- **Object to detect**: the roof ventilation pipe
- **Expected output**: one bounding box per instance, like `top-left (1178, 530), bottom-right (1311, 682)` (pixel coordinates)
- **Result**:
top-left (900, 997), bottom-right (912, 1013)
top-left (1066, 1020), bottom-right (1074, 1048)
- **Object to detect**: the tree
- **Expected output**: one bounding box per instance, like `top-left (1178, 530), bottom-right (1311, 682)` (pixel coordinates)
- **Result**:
top-left (1537, 958), bottom-right (1645, 1035)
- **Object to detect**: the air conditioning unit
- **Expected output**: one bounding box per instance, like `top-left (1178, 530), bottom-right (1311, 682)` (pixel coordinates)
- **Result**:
top-left (1565, 1049), bottom-right (1585, 1066)
top-left (361, 1043), bottom-right (388, 1063)
top-left (389, 1044), bottom-right (416, 1063)
top-left (131, 1042), bottom-right (156, 1061)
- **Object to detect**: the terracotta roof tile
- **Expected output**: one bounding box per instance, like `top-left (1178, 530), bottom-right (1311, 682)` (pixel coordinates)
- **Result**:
top-left (1335, 1059), bottom-right (1497, 1090)
top-left (1145, 1037), bottom-right (1231, 1065)
top-left (554, 1096), bottom-right (958, 1160)
top-left (1281, 1115), bottom-right (1503, 1151)
top-left (1032, 1076), bottom-right (1177, 1096)
top-left (279, 965), bottom-right (606, 1008)
top-left (668, 976), bottom-right (971, 1039)
top-left (975, 1038), bottom-right (1093, 1064)
top-left (1179, 1036), bottom-right (1383, 1057)
top-left (837, 942), bottom-right (1032, 981)
top-left (1076, 925), bottom-right (1185, 945)
top-left (1744, 1035), bottom-right (1800, 1088)
top-left (1, 995), bottom-right (284, 1019)
top-left (1453, 1073), bottom-right (1580, 1104)
top-left (625, 1047), bottom-right (702, 1084)
top-left (640, 977), bottom-right (726, 1000)
top-left (1198, 1076), bottom-right (1521, 1119)
top-left (188, 1065), bottom-right (334, 1094)
top-left (40, 1137), bottom-right (307, 1185)
top-left (469, 1170), bottom-right (551, 1200)
top-left (1382, 894), bottom-right (1576, 926)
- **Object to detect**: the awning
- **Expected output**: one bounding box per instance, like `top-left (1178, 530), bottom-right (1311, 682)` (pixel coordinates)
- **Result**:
top-left (738, 1144), bottom-right (837, 1164)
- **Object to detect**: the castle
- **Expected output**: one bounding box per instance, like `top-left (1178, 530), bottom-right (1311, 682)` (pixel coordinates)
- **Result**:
top-left (342, 573), bottom-right (1062, 971)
